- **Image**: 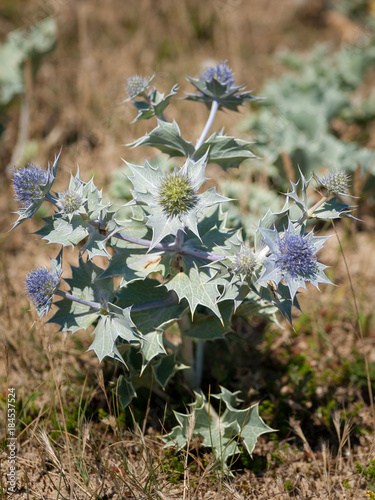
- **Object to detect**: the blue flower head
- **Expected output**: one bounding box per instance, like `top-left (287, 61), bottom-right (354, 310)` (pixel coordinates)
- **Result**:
top-left (25, 258), bottom-right (62, 317)
top-left (201, 61), bottom-right (235, 87)
top-left (11, 152), bottom-right (61, 229)
top-left (258, 222), bottom-right (332, 299)
top-left (186, 63), bottom-right (260, 112)
top-left (13, 164), bottom-right (49, 207)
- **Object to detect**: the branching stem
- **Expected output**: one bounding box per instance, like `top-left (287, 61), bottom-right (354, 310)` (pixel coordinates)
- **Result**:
top-left (55, 289), bottom-right (179, 312)
top-left (113, 231), bottom-right (225, 262)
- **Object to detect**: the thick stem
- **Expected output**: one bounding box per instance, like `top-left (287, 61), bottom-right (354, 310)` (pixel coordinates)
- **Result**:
top-left (113, 231), bottom-right (225, 262)
top-left (55, 289), bottom-right (179, 312)
top-left (194, 99), bottom-right (219, 153)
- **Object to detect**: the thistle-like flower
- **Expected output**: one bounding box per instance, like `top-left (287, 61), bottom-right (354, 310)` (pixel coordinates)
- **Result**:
top-left (157, 172), bottom-right (198, 218)
top-left (258, 222), bottom-right (332, 299)
top-left (185, 62), bottom-right (260, 111)
top-left (25, 266), bottom-right (60, 316)
top-left (201, 61), bottom-right (235, 87)
top-left (57, 189), bottom-right (85, 216)
top-left (13, 164), bottom-right (49, 207)
top-left (127, 154), bottom-right (229, 249)
top-left (315, 170), bottom-right (350, 196)
top-left (11, 152), bottom-right (60, 229)
top-left (232, 247), bottom-right (257, 277)
top-left (126, 75), bottom-right (153, 100)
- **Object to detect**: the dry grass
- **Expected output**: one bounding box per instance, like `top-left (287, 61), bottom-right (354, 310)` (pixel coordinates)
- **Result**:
top-left (1, 0), bottom-right (375, 498)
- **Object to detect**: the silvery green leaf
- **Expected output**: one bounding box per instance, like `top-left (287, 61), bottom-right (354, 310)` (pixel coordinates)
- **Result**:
top-left (36, 214), bottom-right (88, 247)
top-left (184, 300), bottom-right (233, 340)
top-left (283, 168), bottom-right (310, 216)
top-left (49, 296), bottom-right (100, 333)
top-left (255, 206), bottom-right (290, 253)
top-left (162, 387), bottom-right (274, 473)
top-left (165, 261), bottom-right (221, 319)
top-left (116, 374), bottom-right (137, 408)
top-left (258, 282), bottom-right (298, 324)
top-left (115, 278), bottom-right (186, 334)
top-left (153, 353), bottom-right (186, 388)
top-left (81, 206), bottom-right (121, 259)
top-left (310, 196), bottom-right (357, 220)
top-left (88, 306), bottom-right (140, 363)
top-left (65, 258), bottom-right (115, 305)
top-left (194, 132), bottom-right (257, 170)
top-left (128, 119), bottom-right (195, 158)
top-left (132, 85), bottom-right (179, 121)
top-left (140, 331), bottom-right (167, 371)
top-left (49, 258), bottom-right (109, 332)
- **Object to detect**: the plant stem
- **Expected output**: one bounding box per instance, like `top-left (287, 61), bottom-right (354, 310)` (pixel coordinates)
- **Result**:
top-left (55, 289), bottom-right (179, 312)
top-left (194, 99), bottom-right (219, 153)
top-left (55, 290), bottom-right (102, 309)
top-left (113, 231), bottom-right (225, 262)
top-left (131, 292), bottom-right (179, 311)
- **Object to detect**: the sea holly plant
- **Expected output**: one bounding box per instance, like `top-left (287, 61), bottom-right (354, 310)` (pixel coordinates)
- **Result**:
top-left (11, 62), bottom-right (356, 468)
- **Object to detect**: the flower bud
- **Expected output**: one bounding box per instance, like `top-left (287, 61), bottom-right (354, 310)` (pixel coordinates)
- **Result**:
top-left (317, 170), bottom-right (350, 195)
top-left (57, 190), bottom-right (84, 214)
top-left (232, 247), bottom-right (257, 276)
top-left (126, 75), bottom-right (150, 99)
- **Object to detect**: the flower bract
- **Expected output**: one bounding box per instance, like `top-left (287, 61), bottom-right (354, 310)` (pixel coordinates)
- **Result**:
top-left (258, 222), bottom-right (332, 298)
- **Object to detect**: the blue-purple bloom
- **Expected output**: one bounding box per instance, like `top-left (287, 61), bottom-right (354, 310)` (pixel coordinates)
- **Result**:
top-left (11, 153), bottom-right (60, 230)
top-left (258, 222), bottom-right (332, 298)
top-left (13, 164), bottom-right (49, 207)
top-left (26, 266), bottom-right (60, 316)
top-left (201, 61), bottom-right (235, 87)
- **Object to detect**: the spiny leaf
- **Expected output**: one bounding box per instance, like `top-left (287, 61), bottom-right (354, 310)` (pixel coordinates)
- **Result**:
top-left (194, 132), bottom-right (257, 170)
top-left (162, 387), bottom-right (275, 472)
top-left (128, 119), bottom-right (195, 158)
